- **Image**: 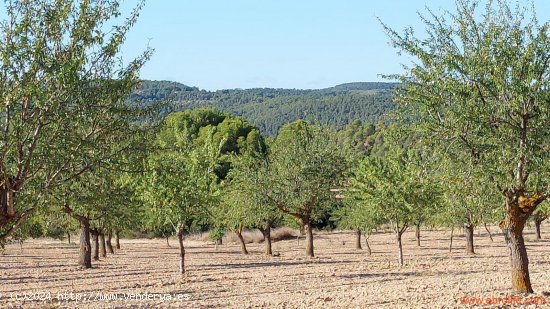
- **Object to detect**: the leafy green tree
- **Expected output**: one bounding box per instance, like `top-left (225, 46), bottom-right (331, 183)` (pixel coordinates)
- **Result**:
top-left (333, 199), bottom-right (384, 254)
top-left (437, 158), bottom-right (502, 254)
top-left (264, 121), bottom-right (348, 257)
top-left (349, 145), bottom-right (440, 265)
top-left (139, 123), bottom-right (220, 273)
top-left (219, 151), bottom-right (282, 255)
top-left (0, 0), bottom-right (152, 239)
top-left (383, 0), bottom-right (549, 292)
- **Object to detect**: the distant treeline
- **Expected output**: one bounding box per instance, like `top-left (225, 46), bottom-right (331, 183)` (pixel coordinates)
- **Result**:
top-left (130, 80), bottom-right (398, 136)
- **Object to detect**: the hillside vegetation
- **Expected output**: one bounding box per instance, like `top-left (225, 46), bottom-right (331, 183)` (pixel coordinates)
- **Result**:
top-left (130, 81), bottom-right (397, 135)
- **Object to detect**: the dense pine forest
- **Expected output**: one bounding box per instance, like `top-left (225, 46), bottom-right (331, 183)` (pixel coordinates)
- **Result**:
top-left (130, 80), bottom-right (397, 135)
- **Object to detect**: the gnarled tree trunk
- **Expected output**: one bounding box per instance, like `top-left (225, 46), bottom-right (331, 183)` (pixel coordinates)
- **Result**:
top-left (355, 230), bottom-right (362, 250)
top-left (63, 204), bottom-right (91, 268)
top-left (499, 192), bottom-right (546, 294)
top-left (464, 223), bottom-right (475, 254)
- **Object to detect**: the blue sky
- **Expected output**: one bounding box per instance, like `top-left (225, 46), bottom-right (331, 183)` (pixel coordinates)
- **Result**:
top-left (98, 1), bottom-right (550, 90)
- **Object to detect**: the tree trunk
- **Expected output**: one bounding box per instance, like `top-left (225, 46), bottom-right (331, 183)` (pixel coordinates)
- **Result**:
top-left (465, 224), bottom-right (475, 254)
top-left (177, 227), bottom-right (185, 274)
top-left (67, 231), bottom-right (71, 244)
top-left (258, 221), bottom-right (273, 255)
top-left (484, 223), bottom-right (494, 242)
top-left (99, 232), bottom-right (106, 258)
top-left (91, 229), bottom-right (99, 261)
top-left (355, 230), bottom-right (362, 250)
top-left (236, 228), bottom-right (248, 255)
top-left (299, 220), bottom-right (306, 236)
top-left (501, 220), bottom-right (533, 293)
top-left (449, 227), bottom-right (454, 253)
top-left (79, 220), bottom-right (92, 268)
top-left (534, 218), bottom-right (542, 240)
top-left (396, 232), bottom-right (404, 266)
top-left (166, 236), bottom-right (170, 247)
top-left (365, 235), bottom-right (372, 255)
top-left (115, 231), bottom-right (121, 249)
top-left (415, 223), bottom-right (421, 246)
top-left (500, 195), bottom-right (538, 294)
top-left (304, 218), bottom-right (314, 257)
top-left (106, 232), bottom-right (114, 254)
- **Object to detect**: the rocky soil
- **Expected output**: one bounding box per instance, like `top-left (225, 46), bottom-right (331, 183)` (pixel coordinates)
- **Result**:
top-left (1, 224), bottom-right (549, 308)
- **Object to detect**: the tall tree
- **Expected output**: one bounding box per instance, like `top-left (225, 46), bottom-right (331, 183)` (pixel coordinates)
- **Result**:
top-left (383, 0), bottom-right (550, 292)
top-left (0, 0), bottom-right (152, 239)
top-left (349, 145), bottom-right (440, 266)
top-left (220, 150), bottom-right (282, 256)
top-left (265, 121), bottom-right (349, 257)
top-left (139, 118), bottom-right (221, 274)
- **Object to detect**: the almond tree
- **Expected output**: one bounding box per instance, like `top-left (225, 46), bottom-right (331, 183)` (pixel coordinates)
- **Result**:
top-left (139, 120), bottom-right (220, 274)
top-left (219, 152), bottom-right (282, 256)
top-left (437, 158), bottom-right (502, 254)
top-left (383, 0), bottom-right (549, 292)
top-left (0, 0), bottom-right (152, 239)
top-left (333, 199), bottom-right (384, 254)
top-left (265, 121), bottom-right (349, 257)
top-left (349, 146), bottom-right (440, 266)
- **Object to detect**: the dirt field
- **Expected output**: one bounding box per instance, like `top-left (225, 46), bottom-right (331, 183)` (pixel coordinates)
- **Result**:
top-left (1, 224), bottom-right (550, 308)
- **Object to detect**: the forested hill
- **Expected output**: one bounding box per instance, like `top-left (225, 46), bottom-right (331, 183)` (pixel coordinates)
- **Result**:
top-left (130, 80), bottom-right (398, 136)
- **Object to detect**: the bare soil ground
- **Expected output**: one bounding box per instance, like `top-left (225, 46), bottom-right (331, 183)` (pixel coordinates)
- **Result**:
top-left (1, 224), bottom-right (550, 308)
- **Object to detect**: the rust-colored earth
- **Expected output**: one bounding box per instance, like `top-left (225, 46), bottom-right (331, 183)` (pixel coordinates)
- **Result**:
top-left (1, 224), bottom-right (549, 308)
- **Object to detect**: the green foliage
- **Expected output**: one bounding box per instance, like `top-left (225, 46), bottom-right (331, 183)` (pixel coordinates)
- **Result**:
top-left (131, 81), bottom-right (397, 136)
top-left (0, 0), bottom-right (152, 238)
top-left (266, 121), bottom-right (350, 225)
top-left (348, 143), bottom-right (441, 234)
top-left (383, 0), bottom-right (550, 196)
top-left (217, 150), bottom-right (282, 232)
